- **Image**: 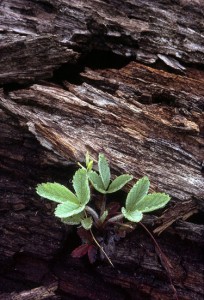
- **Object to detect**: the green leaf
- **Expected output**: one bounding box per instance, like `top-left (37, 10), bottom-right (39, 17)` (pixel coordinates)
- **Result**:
top-left (135, 193), bottom-right (170, 213)
top-left (121, 207), bottom-right (143, 223)
top-left (87, 160), bottom-right (93, 171)
top-left (98, 153), bottom-right (111, 190)
top-left (36, 182), bottom-right (79, 204)
top-left (85, 152), bottom-right (90, 168)
top-left (54, 202), bottom-right (84, 218)
top-left (61, 213), bottom-right (83, 225)
top-left (100, 210), bottom-right (108, 223)
top-left (88, 171), bottom-right (106, 193)
top-left (126, 176), bottom-right (150, 211)
top-left (73, 169), bottom-right (90, 205)
top-left (107, 174), bottom-right (133, 193)
top-left (81, 217), bottom-right (93, 230)
top-left (85, 152), bottom-right (93, 170)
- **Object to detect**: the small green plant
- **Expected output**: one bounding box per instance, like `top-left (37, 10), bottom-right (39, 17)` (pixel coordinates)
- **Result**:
top-left (36, 153), bottom-right (170, 266)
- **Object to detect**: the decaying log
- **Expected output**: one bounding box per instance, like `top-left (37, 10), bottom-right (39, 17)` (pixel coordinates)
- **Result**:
top-left (1, 61), bottom-right (203, 201)
top-left (0, 0), bottom-right (204, 299)
top-left (0, 0), bottom-right (204, 83)
top-left (0, 108), bottom-right (71, 264)
top-left (0, 284), bottom-right (59, 300)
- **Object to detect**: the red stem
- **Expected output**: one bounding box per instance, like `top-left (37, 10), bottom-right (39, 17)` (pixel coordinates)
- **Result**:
top-left (139, 222), bottom-right (178, 300)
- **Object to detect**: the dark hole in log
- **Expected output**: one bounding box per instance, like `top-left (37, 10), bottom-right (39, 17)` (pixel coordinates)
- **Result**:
top-left (84, 50), bottom-right (132, 70)
top-left (152, 91), bottom-right (176, 105)
top-left (187, 211), bottom-right (204, 225)
top-left (52, 62), bottom-right (84, 85)
top-left (3, 83), bottom-right (32, 93)
top-left (10, 6), bottom-right (35, 17)
top-left (52, 50), bottom-right (132, 85)
top-left (36, 1), bottom-right (56, 14)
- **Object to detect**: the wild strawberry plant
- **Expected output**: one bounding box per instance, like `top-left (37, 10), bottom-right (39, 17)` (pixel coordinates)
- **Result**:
top-left (36, 153), bottom-right (170, 266)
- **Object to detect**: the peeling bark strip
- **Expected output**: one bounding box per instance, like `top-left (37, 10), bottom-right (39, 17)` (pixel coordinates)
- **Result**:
top-left (1, 61), bottom-right (203, 200)
top-left (0, 284), bottom-right (59, 300)
top-left (0, 0), bottom-right (204, 299)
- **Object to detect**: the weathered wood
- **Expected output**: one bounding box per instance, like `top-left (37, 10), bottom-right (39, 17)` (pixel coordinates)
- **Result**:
top-left (0, 0), bottom-right (204, 299)
top-left (1, 62), bottom-right (203, 201)
top-left (0, 0), bottom-right (204, 84)
top-left (0, 62), bottom-right (203, 299)
top-left (0, 284), bottom-right (59, 300)
top-left (0, 108), bottom-right (72, 263)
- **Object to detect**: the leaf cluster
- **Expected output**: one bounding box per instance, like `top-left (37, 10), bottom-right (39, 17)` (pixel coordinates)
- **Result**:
top-left (36, 152), bottom-right (170, 263)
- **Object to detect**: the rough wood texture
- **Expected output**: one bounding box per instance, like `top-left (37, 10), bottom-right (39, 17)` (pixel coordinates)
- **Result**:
top-left (1, 62), bottom-right (203, 200)
top-left (0, 284), bottom-right (59, 300)
top-left (0, 0), bottom-right (204, 299)
top-left (1, 0), bottom-right (204, 83)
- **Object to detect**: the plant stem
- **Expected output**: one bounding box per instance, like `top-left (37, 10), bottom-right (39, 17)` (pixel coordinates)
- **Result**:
top-left (89, 229), bottom-right (114, 267)
top-left (85, 206), bottom-right (99, 225)
top-left (77, 162), bottom-right (85, 169)
top-left (139, 222), bottom-right (178, 300)
top-left (100, 194), bottom-right (106, 217)
top-left (114, 222), bottom-right (134, 230)
top-left (106, 213), bottom-right (124, 224)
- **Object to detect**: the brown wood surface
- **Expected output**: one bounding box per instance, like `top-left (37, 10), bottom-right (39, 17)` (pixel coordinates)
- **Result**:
top-left (0, 1), bottom-right (203, 299)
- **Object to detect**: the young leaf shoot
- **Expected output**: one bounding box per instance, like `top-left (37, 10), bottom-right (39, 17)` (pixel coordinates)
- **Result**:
top-left (36, 152), bottom-right (170, 266)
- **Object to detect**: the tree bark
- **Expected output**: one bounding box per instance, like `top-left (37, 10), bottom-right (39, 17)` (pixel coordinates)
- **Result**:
top-left (0, 1), bottom-right (203, 299)
top-left (0, 284), bottom-right (59, 300)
